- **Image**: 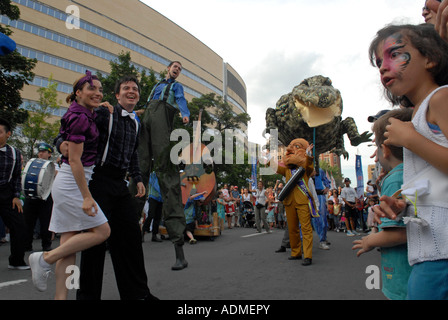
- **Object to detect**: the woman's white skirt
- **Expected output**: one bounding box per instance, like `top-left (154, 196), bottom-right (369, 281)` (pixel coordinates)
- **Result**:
top-left (49, 163), bottom-right (108, 233)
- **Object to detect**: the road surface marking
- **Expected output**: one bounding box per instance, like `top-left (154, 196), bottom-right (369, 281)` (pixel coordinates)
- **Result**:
top-left (241, 231), bottom-right (275, 238)
top-left (0, 279), bottom-right (27, 289)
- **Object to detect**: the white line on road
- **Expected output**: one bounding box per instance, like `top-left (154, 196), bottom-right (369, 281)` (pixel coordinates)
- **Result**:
top-left (0, 279), bottom-right (28, 289)
top-left (241, 231), bottom-right (276, 238)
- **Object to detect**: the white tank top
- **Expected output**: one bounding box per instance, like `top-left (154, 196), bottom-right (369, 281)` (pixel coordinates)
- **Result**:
top-left (403, 85), bottom-right (448, 265)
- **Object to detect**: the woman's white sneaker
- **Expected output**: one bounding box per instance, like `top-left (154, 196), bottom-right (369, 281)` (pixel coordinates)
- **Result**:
top-left (28, 252), bottom-right (52, 292)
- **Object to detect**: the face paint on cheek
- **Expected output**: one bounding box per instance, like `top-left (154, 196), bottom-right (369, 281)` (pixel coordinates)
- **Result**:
top-left (378, 49), bottom-right (410, 77)
top-left (378, 33), bottom-right (406, 70)
top-left (397, 52), bottom-right (411, 70)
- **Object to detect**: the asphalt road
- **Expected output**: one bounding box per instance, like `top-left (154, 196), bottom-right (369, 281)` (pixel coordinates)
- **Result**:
top-left (0, 225), bottom-right (385, 301)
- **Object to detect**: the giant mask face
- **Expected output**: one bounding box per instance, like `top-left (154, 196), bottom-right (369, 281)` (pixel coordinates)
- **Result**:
top-left (284, 138), bottom-right (309, 169)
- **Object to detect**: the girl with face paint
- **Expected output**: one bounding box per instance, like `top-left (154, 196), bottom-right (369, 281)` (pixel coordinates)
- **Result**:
top-left (368, 24), bottom-right (448, 300)
top-left (369, 24), bottom-right (448, 174)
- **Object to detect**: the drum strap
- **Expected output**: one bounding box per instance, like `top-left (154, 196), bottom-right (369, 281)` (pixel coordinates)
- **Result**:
top-left (8, 145), bottom-right (16, 183)
top-left (101, 113), bottom-right (114, 166)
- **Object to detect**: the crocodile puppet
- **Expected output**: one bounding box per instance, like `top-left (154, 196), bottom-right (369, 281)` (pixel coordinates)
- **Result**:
top-left (265, 75), bottom-right (372, 160)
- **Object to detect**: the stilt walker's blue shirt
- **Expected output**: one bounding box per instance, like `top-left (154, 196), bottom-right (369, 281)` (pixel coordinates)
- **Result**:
top-left (151, 78), bottom-right (190, 119)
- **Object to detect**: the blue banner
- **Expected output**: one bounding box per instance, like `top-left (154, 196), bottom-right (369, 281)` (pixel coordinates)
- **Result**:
top-left (251, 158), bottom-right (257, 190)
top-left (355, 155), bottom-right (364, 198)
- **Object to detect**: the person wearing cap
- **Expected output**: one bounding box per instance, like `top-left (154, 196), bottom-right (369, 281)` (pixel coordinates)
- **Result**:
top-left (23, 142), bottom-right (55, 253)
top-left (37, 142), bottom-right (54, 158)
top-left (341, 178), bottom-right (359, 236)
top-left (367, 109), bottom-right (390, 123)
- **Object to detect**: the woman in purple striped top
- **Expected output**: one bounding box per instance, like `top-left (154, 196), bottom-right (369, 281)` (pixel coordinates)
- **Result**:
top-left (29, 71), bottom-right (110, 299)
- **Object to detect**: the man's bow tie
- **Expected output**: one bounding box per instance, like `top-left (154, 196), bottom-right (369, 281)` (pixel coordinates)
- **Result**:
top-left (121, 110), bottom-right (136, 120)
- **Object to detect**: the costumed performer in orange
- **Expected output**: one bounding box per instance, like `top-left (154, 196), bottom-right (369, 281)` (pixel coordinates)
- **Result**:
top-left (273, 138), bottom-right (317, 266)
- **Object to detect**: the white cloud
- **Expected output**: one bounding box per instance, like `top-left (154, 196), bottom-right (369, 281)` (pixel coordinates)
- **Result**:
top-left (142, 0), bottom-right (424, 181)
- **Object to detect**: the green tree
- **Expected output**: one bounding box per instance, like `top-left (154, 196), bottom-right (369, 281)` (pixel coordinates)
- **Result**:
top-left (16, 75), bottom-right (61, 160)
top-left (96, 51), bottom-right (160, 108)
top-left (259, 173), bottom-right (284, 188)
top-left (215, 151), bottom-right (253, 188)
top-left (138, 66), bottom-right (160, 110)
top-left (0, 0), bottom-right (37, 128)
top-left (173, 93), bottom-right (216, 137)
top-left (208, 93), bottom-right (250, 132)
top-left (179, 93), bottom-right (252, 188)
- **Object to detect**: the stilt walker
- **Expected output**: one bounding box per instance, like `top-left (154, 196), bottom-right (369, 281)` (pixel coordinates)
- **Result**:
top-left (136, 61), bottom-right (190, 270)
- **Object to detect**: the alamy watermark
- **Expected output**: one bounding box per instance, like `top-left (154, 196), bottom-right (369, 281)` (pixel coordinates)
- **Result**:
top-left (65, 5), bottom-right (80, 30)
top-left (365, 265), bottom-right (380, 290)
top-left (65, 265), bottom-right (80, 290)
top-left (169, 125), bottom-right (278, 176)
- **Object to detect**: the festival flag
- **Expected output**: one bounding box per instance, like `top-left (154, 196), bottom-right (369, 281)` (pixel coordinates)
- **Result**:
top-left (330, 173), bottom-right (336, 190)
top-left (355, 154), bottom-right (364, 198)
top-left (250, 156), bottom-right (257, 190)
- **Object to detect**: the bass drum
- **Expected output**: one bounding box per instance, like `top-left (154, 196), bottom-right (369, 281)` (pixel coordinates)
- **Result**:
top-left (22, 158), bottom-right (56, 200)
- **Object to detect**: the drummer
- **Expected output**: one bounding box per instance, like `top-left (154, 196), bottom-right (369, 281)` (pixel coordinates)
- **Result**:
top-left (23, 143), bottom-right (55, 252)
top-left (0, 118), bottom-right (29, 270)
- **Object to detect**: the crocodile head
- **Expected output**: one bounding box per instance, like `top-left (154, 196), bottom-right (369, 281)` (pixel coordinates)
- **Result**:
top-left (292, 75), bottom-right (342, 127)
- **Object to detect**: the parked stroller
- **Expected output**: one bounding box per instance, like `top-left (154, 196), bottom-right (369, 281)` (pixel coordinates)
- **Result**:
top-left (241, 201), bottom-right (255, 228)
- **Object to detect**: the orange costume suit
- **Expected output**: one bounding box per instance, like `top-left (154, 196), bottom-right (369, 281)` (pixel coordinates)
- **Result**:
top-left (275, 138), bottom-right (316, 265)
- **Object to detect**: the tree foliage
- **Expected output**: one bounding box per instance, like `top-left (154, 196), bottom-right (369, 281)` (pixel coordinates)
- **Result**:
top-left (96, 51), bottom-right (160, 109)
top-left (177, 93), bottom-right (252, 188)
top-left (18, 75), bottom-right (61, 160)
top-left (0, 0), bottom-right (36, 128)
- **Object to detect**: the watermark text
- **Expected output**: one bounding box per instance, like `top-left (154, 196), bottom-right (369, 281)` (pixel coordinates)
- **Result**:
top-left (65, 265), bottom-right (80, 290)
top-left (365, 265), bottom-right (380, 290)
top-left (65, 5), bottom-right (80, 30)
top-left (170, 125), bottom-right (278, 176)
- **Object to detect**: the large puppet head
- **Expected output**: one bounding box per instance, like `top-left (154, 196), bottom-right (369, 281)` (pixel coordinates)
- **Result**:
top-left (284, 138), bottom-right (309, 169)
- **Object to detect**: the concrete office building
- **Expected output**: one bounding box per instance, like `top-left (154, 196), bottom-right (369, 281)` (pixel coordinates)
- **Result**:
top-left (3, 0), bottom-right (247, 120)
